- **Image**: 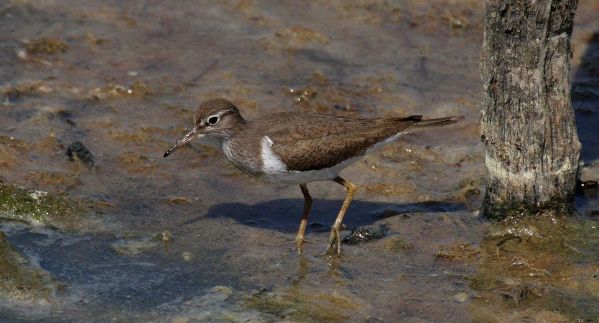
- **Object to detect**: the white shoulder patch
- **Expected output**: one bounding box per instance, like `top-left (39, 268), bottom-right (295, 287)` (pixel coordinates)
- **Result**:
top-left (260, 136), bottom-right (288, 174)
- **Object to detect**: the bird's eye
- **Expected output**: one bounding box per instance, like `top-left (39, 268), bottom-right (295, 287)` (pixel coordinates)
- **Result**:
top-left (207, 116), bottom-right (219, 125)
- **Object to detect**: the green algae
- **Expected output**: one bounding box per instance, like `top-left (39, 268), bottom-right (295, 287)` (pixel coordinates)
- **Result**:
top-left (25, 37), bottom-right (69, 55)
top-left (480, 193), bottom-right (574, 221)
top-left (484, 213), bottom-right (599, 258)
top-left (468, 213), bottom-right (599, 321)
top-left (244, 287), bottom-right (361, 322)
top-left (454, 178), bottom-right (483, 211)
top-left (436, 241), bottom-right (480, 261)
top-left (0, 232), bottom-right (57, 301)
top-left (0, 182), bottom-right (80, 226)
top-left (1, 81), bottom-right (52, 101)
top-left (378, 235), bottom-right (414, 251)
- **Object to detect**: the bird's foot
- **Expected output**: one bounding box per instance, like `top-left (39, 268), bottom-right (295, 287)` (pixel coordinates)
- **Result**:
top-left (326, 226), bottom-right (341, 255)
top-left (294, 235), bottom-right (308, 253)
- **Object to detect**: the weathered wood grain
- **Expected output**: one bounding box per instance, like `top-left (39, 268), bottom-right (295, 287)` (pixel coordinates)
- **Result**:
top-left (480, 0), bottom-right (581, 219)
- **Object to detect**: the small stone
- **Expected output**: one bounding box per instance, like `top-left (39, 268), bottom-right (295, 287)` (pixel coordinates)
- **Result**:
top-left (380, 236), bottom-right (413, 251)
top-left (17, 49), bottom-right (27, 60)
top-left (210, 285), bottom-right (232, 298)
top-left (499, 277), bottom-right (521, 286)
top-left (342, 225), bottom-right (388, 245)
top-left (66, 141), bottom-right (95, 168)
top-left (182, 251), bottom-right (193, 261)
top-left (28, 190), bottom-right (48, 200)
top-left (165, 196), bottom-right (192, 205)
top-left (111, 237), bottom-right (160, 255)
top-left (453, 292), bottom-right (469, 303)
top-left (157, 230), bottom-right (172, 243)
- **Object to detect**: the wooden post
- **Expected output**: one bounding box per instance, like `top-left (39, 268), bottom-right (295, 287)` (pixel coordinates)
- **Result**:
top-left (480, 0), bottom-right (581, 219)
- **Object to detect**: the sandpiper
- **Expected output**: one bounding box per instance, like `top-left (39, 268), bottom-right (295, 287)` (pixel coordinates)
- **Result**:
top-left (164, 98), bottom-right (460, 254)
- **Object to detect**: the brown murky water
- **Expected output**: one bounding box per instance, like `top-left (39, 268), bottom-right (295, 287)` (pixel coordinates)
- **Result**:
top-left (0, 0), bottom-right (598, 321)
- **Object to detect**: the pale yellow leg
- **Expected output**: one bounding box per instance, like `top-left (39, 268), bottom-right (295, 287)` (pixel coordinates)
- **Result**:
top-left (294, 183), bottom-right (312, 252)
top-left (326, 176), bottom-right (357, 254)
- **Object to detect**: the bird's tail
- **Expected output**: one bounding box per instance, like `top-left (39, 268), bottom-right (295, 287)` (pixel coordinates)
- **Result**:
top-left (410, 116), bottom-right (463, 128)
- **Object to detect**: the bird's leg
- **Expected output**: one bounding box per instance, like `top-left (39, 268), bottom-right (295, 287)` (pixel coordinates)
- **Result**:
top-left (294, 183), bottom-right (312, 252)
top-left (327, 176), bottom-right (357, 254)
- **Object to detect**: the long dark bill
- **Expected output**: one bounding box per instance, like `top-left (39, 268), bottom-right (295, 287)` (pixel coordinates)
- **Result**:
top-left (163, 129), bottom-right (202, 157)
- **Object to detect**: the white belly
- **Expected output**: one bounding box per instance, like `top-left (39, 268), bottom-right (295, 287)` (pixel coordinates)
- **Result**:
top-left (259, 156), bottom-right (362, 185)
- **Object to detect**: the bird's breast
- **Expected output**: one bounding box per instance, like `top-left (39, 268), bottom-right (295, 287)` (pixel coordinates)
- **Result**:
top-left (222, 139), bottom-right (262, 175)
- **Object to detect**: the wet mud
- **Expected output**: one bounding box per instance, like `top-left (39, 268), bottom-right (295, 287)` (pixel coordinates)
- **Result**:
top-left (0, 0), bottom-right (598, 321)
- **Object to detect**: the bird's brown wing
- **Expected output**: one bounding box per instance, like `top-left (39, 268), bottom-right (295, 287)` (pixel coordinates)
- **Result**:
top-left (269, 114), bottom-right (420, 171)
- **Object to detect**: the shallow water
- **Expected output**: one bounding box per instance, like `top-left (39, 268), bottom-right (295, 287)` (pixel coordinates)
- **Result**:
top-left (0, 0), bottom-right (598, 321)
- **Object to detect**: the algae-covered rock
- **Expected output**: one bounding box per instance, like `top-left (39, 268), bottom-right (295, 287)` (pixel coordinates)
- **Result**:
top-left (342, 225), bottom-right (388, 245)
top-left (110, 230), bottom-right (173, 256)
top-left (245, 287), bottom-right (363, 322)
top-left (158, 286), bottom-right (266, 322)
top-left (468, 214), bottom-right (599, 321)
top-left (275, 26), bottom-right (330, 44)
top-left (25, 38), bottom-right (69, 55)
top-left (89, 82), bottom-right (155, 100)
top-left (111, 238), bottom-right (160, 256)
top-left (1, 81), bottom-right (52, 101)
top-left (0, 232), bottom-right (57, 302)
top-left (436, 241), bottom-right (480, 261)
top-left (378, 235), bottom-right (414, 251)
top-left (66, 141), bottom-right (95, 169)
top-left (0, 182), bottom-right (81, 227)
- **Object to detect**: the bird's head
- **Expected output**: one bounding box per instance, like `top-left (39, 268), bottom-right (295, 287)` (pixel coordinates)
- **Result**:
top-left (163, 98), bottom-right (245, 157)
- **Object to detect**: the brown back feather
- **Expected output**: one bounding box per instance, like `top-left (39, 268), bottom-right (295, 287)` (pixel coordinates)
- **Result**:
top-left (269, 114), bottom-right (420, 171)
